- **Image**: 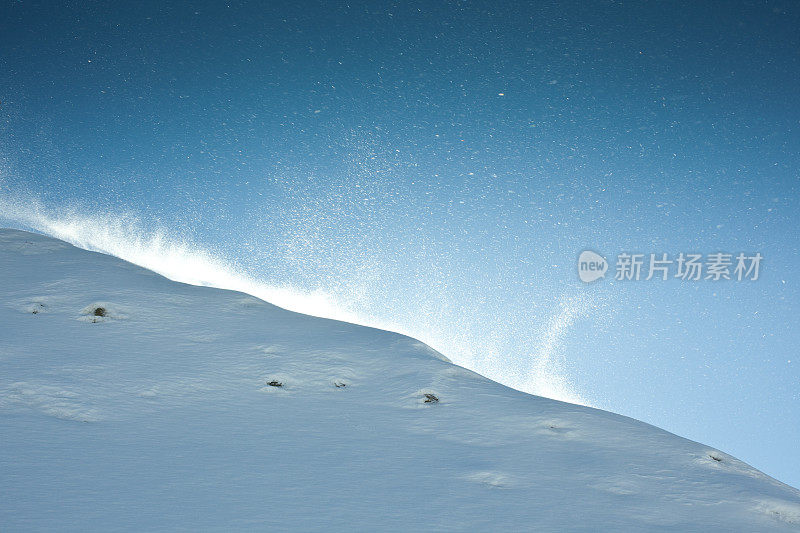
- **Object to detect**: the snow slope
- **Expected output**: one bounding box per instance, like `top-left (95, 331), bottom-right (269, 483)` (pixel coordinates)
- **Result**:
top-left (1, 228), bottom-right (799, 532)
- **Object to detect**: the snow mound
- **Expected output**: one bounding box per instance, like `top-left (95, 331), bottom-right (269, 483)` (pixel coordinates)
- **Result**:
top-left (1, 228), bottom-right (799, 531)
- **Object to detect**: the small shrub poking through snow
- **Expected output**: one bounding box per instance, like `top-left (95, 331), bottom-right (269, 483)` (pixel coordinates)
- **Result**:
top-left (267, 380), bottom-right (283, 388)
top-left (424, 393), bottom-right (439, 404)
top-left (79, 302), bottom-right (123, 323)
top-left (88, 307), bottom-right (108, 323)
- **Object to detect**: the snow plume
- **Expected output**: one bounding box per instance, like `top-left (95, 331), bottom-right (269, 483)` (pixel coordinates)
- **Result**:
top-left (519, 295), bottom-right (593, 405)
top-left (0, 191), bottom-right (592, 406)
top-left (0, 193), bottom-right (360, 324)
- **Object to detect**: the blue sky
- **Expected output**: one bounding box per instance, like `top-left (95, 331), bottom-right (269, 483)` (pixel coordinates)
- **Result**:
top-left (1, 1), bottom-right (799, 487)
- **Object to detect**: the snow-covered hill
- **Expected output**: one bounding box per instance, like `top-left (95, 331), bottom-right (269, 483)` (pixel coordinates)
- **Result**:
top-left (1, 228), bottom-right (799, 532)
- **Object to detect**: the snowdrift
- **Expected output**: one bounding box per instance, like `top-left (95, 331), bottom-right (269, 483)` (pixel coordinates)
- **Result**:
top-left (1, 228), bottom-right (799, 531)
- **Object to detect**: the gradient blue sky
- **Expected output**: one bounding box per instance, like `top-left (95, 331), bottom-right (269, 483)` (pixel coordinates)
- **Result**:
top-left (2, 1), bottom-right (799, 487)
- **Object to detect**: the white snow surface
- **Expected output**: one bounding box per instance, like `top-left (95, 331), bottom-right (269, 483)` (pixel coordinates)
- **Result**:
top-left (1, 228), bottom-right (799, 532)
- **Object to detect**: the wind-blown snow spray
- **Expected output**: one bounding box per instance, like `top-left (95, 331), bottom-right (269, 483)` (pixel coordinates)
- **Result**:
top-left (0, 191), bottom-right (592, 406)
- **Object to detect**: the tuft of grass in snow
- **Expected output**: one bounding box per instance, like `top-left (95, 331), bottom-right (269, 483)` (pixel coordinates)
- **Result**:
top-left (423, 393), bottom-right (439, 403)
